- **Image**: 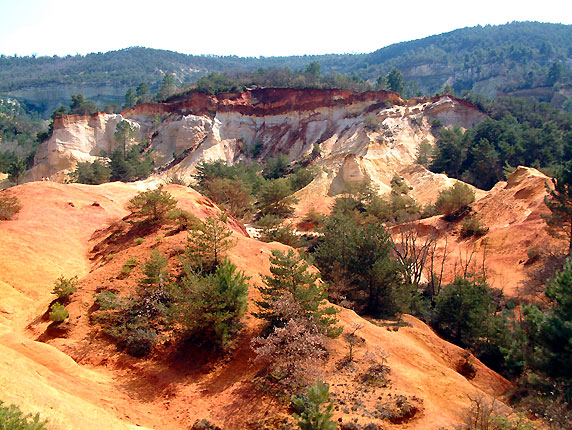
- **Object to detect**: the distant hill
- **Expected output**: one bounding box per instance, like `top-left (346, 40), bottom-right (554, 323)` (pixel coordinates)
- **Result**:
top-left (1, 21), bottom-right (571, 116)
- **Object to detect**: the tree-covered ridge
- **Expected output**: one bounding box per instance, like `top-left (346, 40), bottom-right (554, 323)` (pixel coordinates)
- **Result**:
top-left (428, 96), bottom-right (572, 190)
top-left (1, 22), bottom-right (571, 101)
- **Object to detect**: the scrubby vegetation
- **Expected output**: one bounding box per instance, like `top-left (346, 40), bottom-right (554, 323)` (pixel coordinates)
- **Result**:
top-left (52, 275), bottom-right (78, 301)
top-left (49, 302), bottom-right (69, 323)
top-left (127, 186), bottom-right (178, 223)
top-left (0, 194), bottom-right (22, 220)
top-left (0, 401), bottom-right (48, 430)
top-left (93, 209), bottom-right (248, 356)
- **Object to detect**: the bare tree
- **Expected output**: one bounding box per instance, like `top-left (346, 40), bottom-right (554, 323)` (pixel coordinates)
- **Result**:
top-left (391, 223), bottom-right (436, 287)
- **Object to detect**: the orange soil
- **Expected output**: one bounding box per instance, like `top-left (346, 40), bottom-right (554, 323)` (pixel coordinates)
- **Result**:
top-left (0, 181), bottom-right (519, 429)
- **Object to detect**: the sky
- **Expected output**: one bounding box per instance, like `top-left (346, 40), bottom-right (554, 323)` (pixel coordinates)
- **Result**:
top-left (0, 0), bottom-right (571, 58)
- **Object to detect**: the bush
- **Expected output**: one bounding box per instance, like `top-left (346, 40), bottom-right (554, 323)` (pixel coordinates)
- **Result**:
top-left (435, 182), bottom-right (475, 220)
top-left (119, 257), bottom-right (139, 276)
top-left (134, 237), bottom-right (145, 245)
top-left (94, 291), bottom-right (122, 310)
top-left (461, 215), bottom-right (488, 238)
top-left (52, 275), bottom-right (78, 300)
top-left (0, 401), bottom-right (48, 430)
top-left (166, 208), bottom-right (200, 231)
top-left (127, 186), bottom-right (178, 223)
top-left (49, 302), bottom-right (69, 323)
top-left (172, 259), bottom-right (249, 348)
top-left (291, 380), bottom-right (337, 430)
top-left (0, 194), bottom-right (22, 220)
top-left (69, 160), bottom-right (111, 185)
top-left (124, 327), bottom-right (157, 357)
top-left (364, 115), bottom-right (381, 131)
top-left (251, 317), bottom-right (328, 387)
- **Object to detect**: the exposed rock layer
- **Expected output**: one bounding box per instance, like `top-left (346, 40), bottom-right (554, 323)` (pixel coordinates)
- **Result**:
top-left (29, 89), bottom-right (484, 208)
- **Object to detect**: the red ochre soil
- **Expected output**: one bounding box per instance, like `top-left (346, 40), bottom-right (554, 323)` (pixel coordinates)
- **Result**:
top-left (0, 179), bottom-right (538, 430)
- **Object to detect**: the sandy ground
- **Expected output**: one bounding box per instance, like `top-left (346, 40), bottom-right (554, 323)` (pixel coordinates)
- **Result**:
top-left (0, 178), bottom-right (545, 429)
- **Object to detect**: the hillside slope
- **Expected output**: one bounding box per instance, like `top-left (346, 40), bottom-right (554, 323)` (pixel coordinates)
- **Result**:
top-left (1, 22), bottom-right (571, 115)
top-left (0, 181), bottom-right (513, 429)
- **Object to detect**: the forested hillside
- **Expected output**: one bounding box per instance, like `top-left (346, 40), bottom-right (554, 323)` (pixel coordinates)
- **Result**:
top-left (1, 22), bottom-right (571, 116)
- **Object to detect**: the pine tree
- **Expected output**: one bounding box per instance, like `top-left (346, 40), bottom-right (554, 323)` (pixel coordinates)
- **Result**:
top-left (543, 161), bottom-right (572, 256)
top-left (114, 119), bottom-right (137, 159)
top-left (255, 249), bottom-right (340, 337)
top-left (173, 259), bottom-right (249, 347)
top-left (127, 186), bottom-right (178, 223)
top-left (292, 380), bottom-right (337, 430)
top-left (185, 214), bottom-right (236, 273)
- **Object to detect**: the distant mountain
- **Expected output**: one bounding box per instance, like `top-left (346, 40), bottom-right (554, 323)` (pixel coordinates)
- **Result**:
top-left (1, 21), bottom-right (571, 116)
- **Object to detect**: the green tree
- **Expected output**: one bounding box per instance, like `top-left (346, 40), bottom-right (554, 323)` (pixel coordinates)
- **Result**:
top-left (185, 214), bottom-right (236, 273)
top-left (255, 249), bottom-right (340, 337)
top-left (158, 73), bottom-right (176, 100)
top-left (525, 258), bottom-right (572, 379)
top-left (263, 154), bottom-right (290, 179)
top-left (430, 126), bottom-right (470, 179)
top-left (172, 259), bottom-right (249, 347)
top-left (314, 213), bottom-right (404, 316)
top-left (7, 155), bottom-right (25, 185)
top-left (543, 161), bottom-right (572, 256)
top-left (114, 119), bottom-right (137, 159)
top-left (69, 160), bottom-right (111, 184)
top-left (435, 182), bottom-right (475, 219)
top-left (69, 93), bottom-right (97, 115)
top-left (136, 82), bottom-right (150, 103)
top-left (291, 380), bottom-right (336, 430)
top-left (386, 68), bottom-right (405, 95)
top-left (123, 88), bottom-right (137, 109)
top-left (433, 277), bottom-right (492, 347)
top-left (257, 178), bottom-right (299, 218)
top-left (127, 186), bottom-right (178, 223)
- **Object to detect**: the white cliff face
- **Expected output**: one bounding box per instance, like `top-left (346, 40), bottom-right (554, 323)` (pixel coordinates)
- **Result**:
top-left (28, 94), bottom-right (484, 204)
top-left (30, 114), bottom-right (140, 181)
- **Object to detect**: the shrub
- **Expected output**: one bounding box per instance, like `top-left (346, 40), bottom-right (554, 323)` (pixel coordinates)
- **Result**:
top-left (0, 194), bottom-right (22, 220)
top-left (172, 259), bottom-right (249, 348)
top-left (185, 214), bottom-right (236, 273)
top-left (255, 249), bottom-right (340, 337)
top-left (291, 380), bottom-right (337, 430)
top-left (134, 237), bottom-right (145, 245)
top-left (0, 401), bottom-right (48, 430)
top-left (124, 327), bottom-right (157, 357)
top-left (49, 302), bottom-right (69, 323)
top-left (127, 186), bottom-right (178, 223)
top-left (119, 257), bottom-right (139, 276)
top-left (257, 178), bottom-right (299, 218)
top-left (94, 291), bottom-right (122, 310)
top-left (435, 182), bottom-right (475, 220)
top-left (461, 215), bottom-right (488, 238)
top-left (69, 160), bottom-right (111, 185)
top-left (364, 115), bottom-right (381, 131)
top-left (166, 208), bottom-right (200, 231)
top-left (251, 317), bottom-right (327, 387)
top-left (52, 275), bottom-right (78, 300)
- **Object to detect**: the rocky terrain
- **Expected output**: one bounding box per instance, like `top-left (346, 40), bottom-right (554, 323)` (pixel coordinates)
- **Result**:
top-left (0, 88), bottom-right (561, 429)
top-left (29, 89), bottom-right (482, 203)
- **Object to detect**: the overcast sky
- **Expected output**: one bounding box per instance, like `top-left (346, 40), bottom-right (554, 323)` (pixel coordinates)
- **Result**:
top-left (1, 0), bottom-right (571, 58)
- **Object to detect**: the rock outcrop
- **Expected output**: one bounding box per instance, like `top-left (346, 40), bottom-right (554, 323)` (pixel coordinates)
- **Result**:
top-left (29, 89), bottom-right (485, 207)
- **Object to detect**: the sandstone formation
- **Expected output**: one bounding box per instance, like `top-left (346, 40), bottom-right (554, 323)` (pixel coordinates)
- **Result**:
top-left (29, 89), bottom-right (485, 209)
